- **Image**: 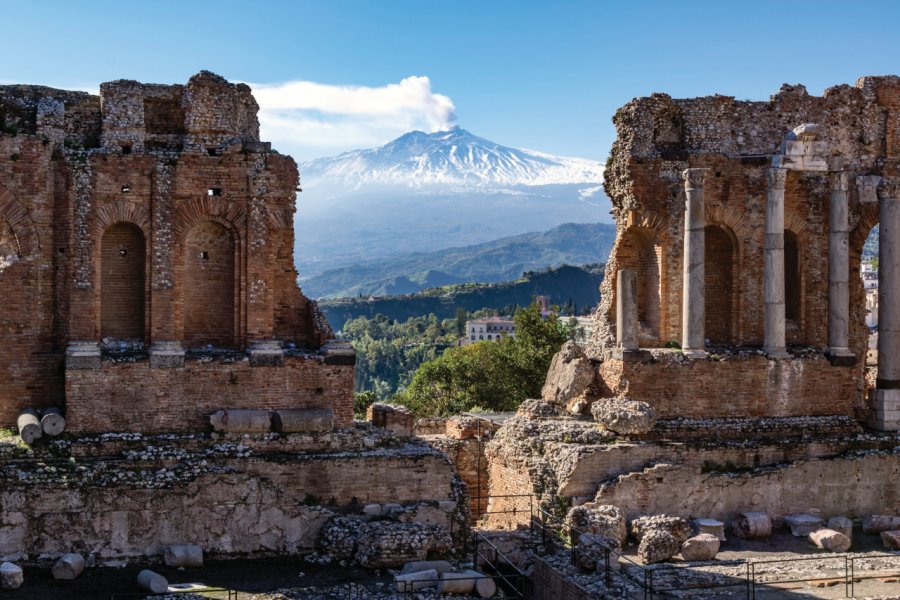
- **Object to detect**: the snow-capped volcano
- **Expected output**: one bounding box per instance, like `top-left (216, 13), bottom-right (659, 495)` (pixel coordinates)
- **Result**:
top-left (299, 127), bottom-right (604, 189)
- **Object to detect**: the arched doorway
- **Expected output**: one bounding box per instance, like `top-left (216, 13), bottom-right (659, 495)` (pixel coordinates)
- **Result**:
top-left (618, 227), bottom-right (661, 342)
top-left (705, 225), bottom-right (736, 345)
top-left (0, 216), bottom-right (20, 272)
top-left (101, 223), bottom-right (146, 341)
top-left (183, 220), bottom-right (235, 348)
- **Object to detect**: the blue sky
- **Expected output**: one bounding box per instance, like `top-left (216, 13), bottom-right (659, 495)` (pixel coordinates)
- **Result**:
top-left (2, 0), bottom-right (900, 161)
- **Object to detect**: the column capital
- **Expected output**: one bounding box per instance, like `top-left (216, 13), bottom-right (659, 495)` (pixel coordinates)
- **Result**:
top-left (878, 177), bottom-right (900, 201)
top-left (682, 168), bottom-right (710, 191)
top-left (829, 171), bottom-right (850, 192)
top-left (766, 167), bottom-right (788, 190)
top-left (857, 175), bottom-right (882, 204)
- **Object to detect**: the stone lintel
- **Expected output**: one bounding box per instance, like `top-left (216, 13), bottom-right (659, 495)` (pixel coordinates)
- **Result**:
top-left (825, 349), bottom-right (856, 367)
top-left (66, 341), bottom-right (101, 370)
top-left (321, 340), bottom-right (356, 366)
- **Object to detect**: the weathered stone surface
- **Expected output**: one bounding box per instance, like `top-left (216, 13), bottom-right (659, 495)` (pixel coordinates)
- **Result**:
top-left (881, 530), bottom-right (900, 549)
top-left (437, 571), bottom-right (476, 594)
top-left (541, 341), bottom-right (595, 407)
top-left (785, 514), bottom-right (823, 536)
top-left (0, 562), bottom-right (22, 590)
top-left (591, 397), bottom-right (656, 435)
top-left (40, 407), bottom-right (66, 436)
top-left (638, 529), bottom-right (678, 564)
top-left (367, 403), bottom-right (414, 438)
top-left (733, 512), bottom-right (772, 539)
top-left (566, 504), bottom-right (627, 545)
top-left (694, 518), bottom-right (726, 541)
top-left (863, 515), bottom-right (900, 534)
top-left (272, 408), bottom-right (333, 434)
top-left (680, 533), bottom-right (720, 561)
top-left (445, 416), bottom-right (480, 439)
top-left (574, 533), bottom-right (619, 573)
top-left (355, 521), bottom-right (451, 568)
top-left (515, 398), bottom-right (557, 419)
top-left (318, 516), bottom-right (360, 559)
top-left (827, 516), bottom-right (853, 541)
top-left (400, 560), bottom-right (454, 576)
top-left (809, 528), bottom-right (851, 553)
top-left (464, 569), bottom-right (498, 598)
top-left (137, 569), bottom-right (168, 593)
top-left (16, 409), bottom-right (41, 444)
top-left (395, 568), bottom-right (438, 592)
top-left (52, 553), bottom-right (85, 580)
top-left (163, 544), bottom-right (203, 568)
top-left (209, 409), bottom-right (270, 433)
top-left (630, 515), bottom-right (691, 545)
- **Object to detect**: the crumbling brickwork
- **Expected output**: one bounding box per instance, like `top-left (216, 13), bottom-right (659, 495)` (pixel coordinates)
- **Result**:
top-left (593, 76), bottom-right (900, 421)
top-left (0, 71), bottom-right (347, 432)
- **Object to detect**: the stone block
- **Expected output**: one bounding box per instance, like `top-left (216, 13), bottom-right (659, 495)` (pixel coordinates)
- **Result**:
top-left (149, 341), bottom-right (185, 369)
top-left (367, 403), bottom-right (414, 438)
top-left (209, 409), bottom-right (271, 433)
top-left (541, 341), bottom-right (595, 407)
top-left (733, 512), bottom-right (772, 539)
top-left (321, 340), bottom-right (356, 366)
top-left (868, 389), bottom-right (900, 431)
top-left (163, 544), bottom-right (203, 568)
top-left (680, 533), bottom-right (720, 561)
top-left (591, 397), bottom-right (656, 435)
top-left (784, 514), bottom-right (823, 536)
top-left (638, 529), bottom-right (678, 564)
top-left (0, 562), bottom-right (23, 590)
top-left (66, 342), bottom-right (101, 370)
top-left (52, 553), bottom-right (85, 580)
top-left (694, 518), bottom-right (726, 541)
top-left (809, 528), bottom-right (851, 553)
top-left (445, 416), bottom-right (480, 439)
top-left (272, 408), bottom-right (333, 433)
top-left (395, 568), bottom-right (438, 592)
top-left (881, 530), bottom-right (900, 550)
top-left (827, 516), bottom-right (853, 541)
top-left (248, 340), bottom-right (284, 367)
top-left (400, 560), bottom-right (454, 576)
top-left (863, 515), bottom-right (900, 534)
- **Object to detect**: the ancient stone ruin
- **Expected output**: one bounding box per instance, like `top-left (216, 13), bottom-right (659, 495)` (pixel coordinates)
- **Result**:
top-left (0, 73), bottom-right (469, 592)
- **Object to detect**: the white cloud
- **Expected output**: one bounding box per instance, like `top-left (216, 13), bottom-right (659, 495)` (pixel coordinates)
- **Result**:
top-left (249, 76), bottom-right (456, 161)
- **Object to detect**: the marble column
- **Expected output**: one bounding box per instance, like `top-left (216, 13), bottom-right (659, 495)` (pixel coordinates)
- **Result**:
top-left (872, 178), bottom-right (900, 431)
top-left (764, 167), bottom-right (789, 358)
top-left (682, 168), bottom-right (708, 358)
top-left (827, 171), bottom-right (853, 358)
top-left (616, 269), bottom-right (638, 351)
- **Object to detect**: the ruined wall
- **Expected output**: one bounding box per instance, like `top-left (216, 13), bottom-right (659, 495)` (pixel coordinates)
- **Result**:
top-left (65, 354), bottom-right (354, 433)
top-left (0, 71), bottom-right (344, 431)
top-left (592, 76), bottom-right (900, 420)
top-left (594, 452), bottom-right (900, 522)
top-left (600, 351), bottom-right (864, 420)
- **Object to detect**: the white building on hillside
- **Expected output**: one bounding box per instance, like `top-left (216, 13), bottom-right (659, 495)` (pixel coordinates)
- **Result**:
top-left (862, 262), bottom-right (878, 328)
top-left (462, 317), bottom-right (515, 345)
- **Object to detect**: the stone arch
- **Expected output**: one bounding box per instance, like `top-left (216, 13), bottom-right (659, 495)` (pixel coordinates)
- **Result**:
top-left (0, 185), bottom-right (39, 258)
top-left (100, 222), bottom-right (146, 341)
top-left (705, 224), bottom-right (738, 345)
top-left (618, 226), bottom-right (661, 342)
top-left (182, 220), bottom-right (237, 348)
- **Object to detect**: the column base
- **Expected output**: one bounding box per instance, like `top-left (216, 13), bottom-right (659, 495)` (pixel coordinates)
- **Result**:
top-left (682, 348), bottom-right (707, 359)
top-left (66, 342), bottom-right (101, 370)
top-left (825, 347), bottom-right (856, 366)
top-left (149, 341), bottom-right (185, 369)
top-left (764, 347), bottom-right (791, 359)
top-left (248, 340), bottom-right (284, 367)
top-left (321, 340), bottom-right (356, 366)
top-left (868, 389), bottom-right (900, 432)
top-left (614, 348), bottom-right (654, 363)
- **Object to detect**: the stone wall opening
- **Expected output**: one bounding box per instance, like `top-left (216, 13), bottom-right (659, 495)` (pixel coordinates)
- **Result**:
top-left (705, 224), bottom-right (736, 345)
top-left (183, 220), bottom-right (235, 348)
top-left (100, 223), bottom-right (146, 341)
top-left (618, 227), bottom-right (661, 342)
top-left (785, 230), bottom-right (803, 340)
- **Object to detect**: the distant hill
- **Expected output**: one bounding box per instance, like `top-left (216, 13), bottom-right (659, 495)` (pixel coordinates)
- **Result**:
top-left (295, 127), bottom-right (610, 278)
top-left (302, 222), bottom-right (616, 298)
top-left (319, 264), bottom-right (603, 332)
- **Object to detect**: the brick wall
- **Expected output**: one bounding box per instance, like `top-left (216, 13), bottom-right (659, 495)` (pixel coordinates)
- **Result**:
top-left (600, 351), bottom-right (860, 419)
top-left (65, 355), bottom-right (354, 433)
top-left (530, 556), bottom-right (593, 600)
top-left (100, 222), bottom-right (146, 340)
top-left (183, 220), bottom-right (236, 348)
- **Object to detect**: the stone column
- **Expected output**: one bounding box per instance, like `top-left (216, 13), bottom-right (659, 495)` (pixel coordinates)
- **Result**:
top-left (827, 171), bottom-right (854, 360)
top-left (616, 269), bottom-right (638, 351)
top-left (764, 167), bottom-right (790, 358)
top-left (871, 178), bottom-right (900, 431)
top-left (681, 168), bottom-right (708, 358)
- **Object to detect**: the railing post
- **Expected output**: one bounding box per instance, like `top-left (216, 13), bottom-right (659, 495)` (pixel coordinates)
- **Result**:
top-left (751, 562), bottom-right (756, 600)
top-left (605, 546), bottom-right (612, 587)
top-left (569, 527), bottom-right (576, 565)
top-left (473, 530), bottom-right (479, 568)
top-left (746, 561), bottom-right (750, 599)
top-left (845, 555), bottom-right (850, 598)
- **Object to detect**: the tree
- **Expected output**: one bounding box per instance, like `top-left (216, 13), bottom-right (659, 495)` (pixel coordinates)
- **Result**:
top-left (399, 303), bottom-right (571, 416)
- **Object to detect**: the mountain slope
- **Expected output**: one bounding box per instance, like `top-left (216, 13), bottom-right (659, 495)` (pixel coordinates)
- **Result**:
top-left (301, 222), bottom-right (616, 298)
top-left (300, 127), bottom-right (603, 189)
top-left (295, 128), bottom-right (610, 277)
top-left (318, 264), bottom-right (603, 332)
